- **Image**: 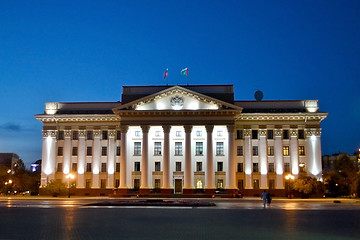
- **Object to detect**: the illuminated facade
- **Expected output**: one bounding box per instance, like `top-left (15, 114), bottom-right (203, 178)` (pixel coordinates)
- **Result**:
top-left (35, 85), bottom-right (327, 196)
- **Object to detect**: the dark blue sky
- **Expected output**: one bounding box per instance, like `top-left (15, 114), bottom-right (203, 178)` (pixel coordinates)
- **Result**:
top-left (1, 1), bottom-right (359, 166)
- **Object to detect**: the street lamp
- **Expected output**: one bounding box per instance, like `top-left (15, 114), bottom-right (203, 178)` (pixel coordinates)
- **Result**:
top-left (65, 174), bottom-right (75, 198)
top-left (285, 174), bottom-right (295, 198)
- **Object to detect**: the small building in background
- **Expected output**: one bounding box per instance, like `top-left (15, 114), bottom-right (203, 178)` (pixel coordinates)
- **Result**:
top-left (0, 153), bottom-right (21, 172)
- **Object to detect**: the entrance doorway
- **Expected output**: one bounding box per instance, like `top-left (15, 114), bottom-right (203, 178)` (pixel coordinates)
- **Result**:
top-left (175, 179), bottom-right (182, 194)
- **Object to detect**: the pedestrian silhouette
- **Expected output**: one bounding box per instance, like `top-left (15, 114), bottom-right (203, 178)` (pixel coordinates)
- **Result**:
top-left (261, 190), bottom-right (267, 208)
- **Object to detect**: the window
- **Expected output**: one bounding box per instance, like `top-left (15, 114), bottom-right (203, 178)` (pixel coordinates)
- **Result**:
top-left (253, 179), bottom-right (260, 189)
top-left (86, 163), bottom-right (92, 172)
top-left (134, 179), bottom-right (140, 189)
top-left (196, 131), bottom-right (202, 137)
top-left (252, 130), bottom-right (258, 139)
top-left (252, 146), bottom-right (258, 156)
top-left (217, 162), bottom-right (223, 172)
top-left (268, 163), bottom-right (274, 173)
top-left (155, 179), bottom-right (161, 189)
top-left (298, 130), bottom-right (305, 139)
top-left (134, 162), bottom-right (140, 172)
top-left (87, 147), bottom-right (92, 156)
top-left (176, 131), bottom-right (182, 137)
top-left (102, 131), bottom-right (108, 140)
top-left (196, 142), bottom-right (203, 155)
top-left (269, 179), bottom-right (275, 189)
top-left (176, 162), bottom-right (182, 172)
top-left (236, 130), bottom-right (243, 139)
top-left (216, 142), bottom-right (224, 155)
top-left (196, 162), bottom-right (202, 172)
top-left (116, 130), bottom-right (121, 140)
top-left (101, 163), bottom-right (107, 172)
top-left (134, 142), bottom-right (141, 155)
top-left (299, 146), bottom-right (305, 156)
top-left (57, 163), bottom-right (63, 172)
top-left (217, 130), bottom-right (223, 137)
top-left (267, 130), bottom-right (273, 139)
top-left (102, 147), bottom-right (107, 156)
top-left (116, 146), bottom-right (121, 156)
top-left (253, 163), bottom-right (259, 172)
top-left (116, 163), bottom-right (120, 172)
top-left (267, 146), bottom-right (274, 156)
top-left (238, 180), bottom-right (244, 189)
top-left (237, 163), bottom-right (243, 172)
top-left (196, 179), bottom-right (203, 189)
top-left (175, 142), bottom-right (182, 156)
top-left (73, 131), bottom-right (78, 140)
top-left (72, 147), bottom-right (78, 156)
top-left (217, 179), bottom-right (224, 189)
top-left (72, 163), bottom-right (77, 172)
top-left (135, 131), bottom-right (141, 137)
top-left (284, 163), bottom-right (290, 172)
top-left (155, 131), bottom-right (161, 137)
top-left (283, 130), bottom-right (289, 139)
top-left (155, 162), bottom-right (161, 172)
top-left (115, 179), bottom-right (120, 188)
top-left (154, 142), bottom-right (162, 155)
top-left (87, 131), bottom-right (93, 140)
top-left (100, 179), bottom-right (106, 189)
top-left (58, 147), bottom-right (63, 156)
top-left (237, 146), bottom-right (243, 156)
top-left (283, 146), bottom-right (289, 156)
top-left (58, 131), bottom-right (64, 140)
top-left (86, 179), bottom-right (91, 189)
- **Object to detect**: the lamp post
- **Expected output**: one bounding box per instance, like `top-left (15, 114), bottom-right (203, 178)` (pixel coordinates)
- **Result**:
top-left (65, 173), bottom-right (75, 198)
top-left (285, 174), bottom-right (295, 198)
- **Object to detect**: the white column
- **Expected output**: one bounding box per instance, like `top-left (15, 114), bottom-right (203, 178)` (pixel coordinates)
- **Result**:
top-left (40, 130), bottom-right (56, 187)
top-left (119, 126), bottom-right (128, 188)
top-left (306, 129), bottom-right (322, 178)
top-left (77, 130), bottom-right (86, 188)
top-left (140, 125), bottom-right (150, 189)
top-left (184, 125), bottom-right (193, 189)
top-left (227, 125), bottom-right (236, 189)
top-left (107, 130), bottom-right (116, 188)
top-left (205, 125), bottom-right (214, 189)
top-left (92, 130), bottom-right (101, 188)
top-left (63, 130), bottom-right (72, 174)
top-left (274, 129), bottom-right (284, 189)
top-left (259, 130), bottom-right (268, 189)
top-left (290, 129), bottom-right (299, 176)
top-left (162, 125), bottom-right (171, 189)
top-left (244, 129), bottom-right (252, 189)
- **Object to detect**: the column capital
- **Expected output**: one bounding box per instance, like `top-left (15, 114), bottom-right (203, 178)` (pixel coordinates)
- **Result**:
top-left (162, 125), bottom-right (171, 134)
top-left (42, 130), bottom-right (57, 137)
top-left (64, 129), bottom-right (72, 137)
top-left (244, 129), bottom-right (251, 137)
top-left (184, 125), bottom-right (193, 133)
top-left (205, 125), bottom-right (214, 133)
top-left (93, 129), bottom-right (102, 137)
top-left (141, 125), bottom-right (150, 133)
top-left (305, 128), bottom-right (321, 137)
top-left (290, 129), bottom-right (298, 137)
top-left (78, 129), bottom-right (86, 137)
top-left (108, 129), bottom-right (116, 137)
top-left (226, 125), bottom-right (235, 133)
top-left (259, 129), bottom-right (267, 137)
top-left (274, 129), bottom-right (282, 136)
top-left (120, 125), bottom-right (128, 133)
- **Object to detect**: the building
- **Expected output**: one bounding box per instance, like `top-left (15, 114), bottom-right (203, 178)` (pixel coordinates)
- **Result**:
top-left (0, 153), bottom-right (21, 172)
top-left (322, 153), bottom-right (358, 172)
top-left (35, 85), bottom-right (327, 196)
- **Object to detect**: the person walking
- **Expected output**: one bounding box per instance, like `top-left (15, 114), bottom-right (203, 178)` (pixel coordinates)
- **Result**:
top-left (261, 190), bottom-right (267, 208)
top-left (266, 192), bottom-right (272, 206)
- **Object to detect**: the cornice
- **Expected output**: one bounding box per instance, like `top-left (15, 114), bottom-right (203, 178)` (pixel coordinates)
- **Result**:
top-left (35, 114), bottom-right (121, 123)
top-left (236, 113), bottom-right (327, 122)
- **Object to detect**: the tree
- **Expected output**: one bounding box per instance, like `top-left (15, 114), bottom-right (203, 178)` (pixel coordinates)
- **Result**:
top-left (42, 180), bottom-right (67, 196)
top-left (293, 173), bottom-right (323, 196)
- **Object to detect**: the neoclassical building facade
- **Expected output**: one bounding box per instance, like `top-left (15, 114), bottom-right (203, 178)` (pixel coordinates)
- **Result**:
top-left (35, 85), bottom-right (327, 196)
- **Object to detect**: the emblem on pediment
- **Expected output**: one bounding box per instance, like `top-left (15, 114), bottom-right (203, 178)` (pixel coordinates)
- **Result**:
top-left (170, 95), bottom-right (184, 110)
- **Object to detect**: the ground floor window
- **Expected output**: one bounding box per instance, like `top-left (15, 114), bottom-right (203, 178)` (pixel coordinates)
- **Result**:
top-left (85, 179), bottom-right (91, 189)
top-left (269, 179), bottom-right (275, 189)
top-left (217, 179), bottom-right (224, 189)
top-left (134, 179), bottom-right (140, 190)
top-left (115, 179), bottom-right (120, 188)
top-left (196, 179), bottom-right (203, 189)
top-left (154, 179), bottom-right (161, 189)
top-left (253, 179), bottom-right (259, 189)
top-left (100, 179), bottom-right (106, 189)
top-left (237, 179), bottom-right (244, 189)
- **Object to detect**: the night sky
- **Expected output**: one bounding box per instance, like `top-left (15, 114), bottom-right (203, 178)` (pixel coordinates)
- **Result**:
top-left (0, 1), bottom-right (359, 166)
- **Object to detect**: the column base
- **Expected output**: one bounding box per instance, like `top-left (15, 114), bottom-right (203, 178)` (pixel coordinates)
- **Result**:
top-left (116, 188), bottom-right (130, 196)
top-left (160, 188), bottom-right (173, 195)
top-left (182, 188), bottom-right (194, 195)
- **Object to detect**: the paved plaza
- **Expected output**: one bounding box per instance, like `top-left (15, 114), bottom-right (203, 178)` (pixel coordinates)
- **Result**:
top-left (0, 197), bottom-right (359, 240)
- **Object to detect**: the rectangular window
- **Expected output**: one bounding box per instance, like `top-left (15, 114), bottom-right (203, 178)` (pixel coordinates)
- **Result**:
top-left (217, 162), bottom-right (223, 172)
top-left (217, 130), bottom-right (223, 137)
top-left (73, 131), bottom-right (78, 140)
top-left (155, 179), bottom-right (161, 189)
top-left (252, 146), bottom-right (258, 156)
top-left (196, 131), bottom-right (202, 137)
top-left (72, 163), bottom-right (77, 172)
top-left (134, 142), bottom-right (141, 155)
top-left (238, 180), bottom-right (244, 189)
top-left (154, 142), bottom-right (162, 155)
top-left (298, 130), bottom-right (305, 139)
top-left (135, 131), bottom-right (141, 137)
top-left (283, 130), bottom-right (289, 139)
top-left (217, 179), bottom-right (224, 189)
top-left (252, 130), bottom-right (258, 139)
top-left (58, 131), bottom-right (64, 140)
top-left (116, 130), bottom-right (121, 140)
top-left (267, 130), bottom-right (273, 139)
top-left (196, 162), bottom-right (202, 172)
top-left (134, 179), bottom-right (140, 189)
top-left (116, 146), bottom-right (121, 156)
top-left (102, 131), bottom-right (108, 140)
top-left (284, 163), bottom-right (290, 172)
top-left (101, 163), bottom-right (107, 172)
top-left (283, 146), bottom-right (289, 156)
top-left (155, 131), bottom-right (161, 137)
top-left (87, 131), bottom-right (93, 140)
top-left (86, 163), bottom-right (92, 172)
top-left (102, 146), bottom-right (107, 156)
top-left (253, 163), bottom-right (259, 172)
top-left (57, 163), bottom-right (63, 172)
top-left (253, 179), bottom-right (260, 189)
top-left (299, 146), bottom-right (305, 156)
top-left (134, 162), bottom-right (140, 172)
top-left (155, 162), bottom-right (161, 172)
top-left (58, 147), bottom-right (63, 156)
top-left (237, 163), bottom-right (243, 172)
top-left (116, 163), bottom-right (120, 172)
top-left (85, 179), bottom-right (91, 189)
top-left (268, 163), bottom-right (274, 173)
top-left (115, 179), bottom-right (120, 188)
top-left (269, 179), bottom-right (275, 189)
top-left (236, 130), bottom-right (243, 139)
top-left (237, 146), bottom-right (243, 156)
top-left (267, 146), bottom-right (274, 156)
top-left (176, 162), bottom-right (182, 172)
top-left (176, 131), bottom-right (182, 137)
top-left (72, 147), bottom-right (78, 156)
top-left (196, 142), bottom-right (203, 155)
top-left (100, 179), bottom-right (106, 189)
top-left (216, 142), bottom-right (224, 155)
top-left (175, 142), bottom-right (182, 156)
top-left (87, 147), bottom-right (92, 156)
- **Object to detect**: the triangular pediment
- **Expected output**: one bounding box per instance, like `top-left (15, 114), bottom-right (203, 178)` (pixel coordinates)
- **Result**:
top-left (113, 86), bottom-right (242, 112)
